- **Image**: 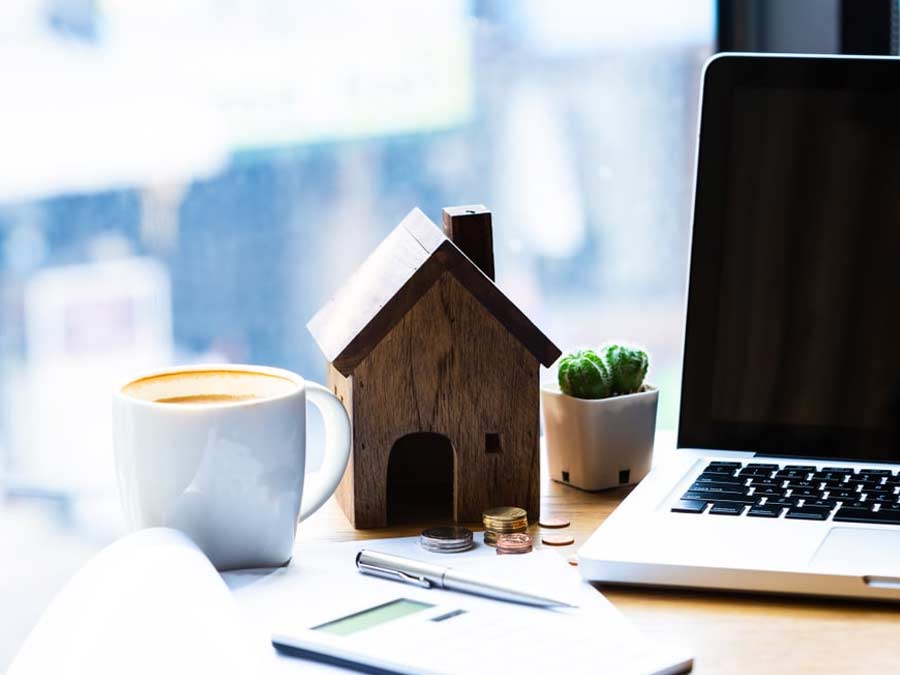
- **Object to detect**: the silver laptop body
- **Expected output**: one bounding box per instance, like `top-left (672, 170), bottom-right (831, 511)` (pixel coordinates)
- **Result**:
top-left (578, 54), bottom-right (900, 601)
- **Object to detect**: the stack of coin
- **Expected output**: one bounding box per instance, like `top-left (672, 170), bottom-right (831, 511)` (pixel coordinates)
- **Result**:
top-left (495, 532), bottom-right (533, 555)
top-left (419, 526), bottom-right (474, 553)
top-left (482, 506), bottom-right (528, 546)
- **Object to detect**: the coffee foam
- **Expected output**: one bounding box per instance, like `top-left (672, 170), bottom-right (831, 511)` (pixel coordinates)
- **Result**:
top-left (122, 369), bottom-right (299, 404)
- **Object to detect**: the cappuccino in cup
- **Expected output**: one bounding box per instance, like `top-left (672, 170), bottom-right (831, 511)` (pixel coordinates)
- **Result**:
top-left (113, 365), bottom-right (351, 570)
top-left (121, 368), bottom-right (292, 405)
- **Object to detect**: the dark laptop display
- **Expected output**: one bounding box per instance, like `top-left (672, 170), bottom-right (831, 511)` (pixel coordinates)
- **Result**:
top-left (679, 56), bottom-right (900, 461)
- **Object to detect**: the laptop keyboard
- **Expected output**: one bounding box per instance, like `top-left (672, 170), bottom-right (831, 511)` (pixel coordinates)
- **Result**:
top-left (672, 461), bottom-right (900, 524)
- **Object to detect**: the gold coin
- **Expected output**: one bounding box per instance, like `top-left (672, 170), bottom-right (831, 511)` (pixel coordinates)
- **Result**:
top-left (484, 513), bottom-right (527, 522)
top-left (538, 517), bottom-right (570, 529)
top-left (483, 520), bottom-right (528, 532)
top-left (541, 534), bottom-right (575, 546)
top-left (482, 516), bottom-right (528, 527)
top-left (483, 514), bottom-right (527, 525)
top-left (482, 506), bottom-right (527, 522)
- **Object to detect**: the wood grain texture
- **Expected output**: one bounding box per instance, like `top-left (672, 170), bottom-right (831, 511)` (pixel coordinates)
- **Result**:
top-left (440, 244), bottom-right (561, 367)
top-left (307, 208), bottom-right (441, 373)
top-left (442, 205), bottom-right (495, 281)
top-left (297, 437), bottom-right (900, 674)
top-left (327, 363), bottom-right (354, 521)
top-left (307, 207), bottom-right (561, 374)
top-left (344, 271), bottom-right (540, 528)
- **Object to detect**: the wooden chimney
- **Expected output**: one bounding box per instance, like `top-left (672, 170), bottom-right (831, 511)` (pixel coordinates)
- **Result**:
top-left (441, 205), bottom-right (495, 281)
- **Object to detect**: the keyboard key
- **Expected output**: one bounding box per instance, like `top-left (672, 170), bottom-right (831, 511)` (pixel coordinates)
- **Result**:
top-left (708, 461), bottom-right (742, 468)
top-left (823, 482), bottom-right (853, 492)
top-left (788, 488), bottom-right (819, 498)
top-left (877, 503), bottom-right (900, 514)
top-left (746, 463), bottom-right (778, 470)
top-left (671, 499), bottom-right (707, 514)
top-left (858, 469), bottom-right (894, 477)
top-left (752, 489), bottom-right (787, 499)
top-left (695, 472), bottom-right (743, 484)
top-left (748, 478), bottom-right (780, 487)
top-left (737, 468), bottom-right (774, 478)
top-left (828, 490), bottom-right (861, 501)
top-left (785, 465), bottom-right (816, 471)
top-left (762, 498), bottom-right (793, 508)
top-left (704, 466), bottom-right (738, 476)
top-left (683, 491), bottom-right (754, 504)
top-left (834, 508), bottom-right (900, 525)
top-left (774, 470), bottom-right (811, 480)
top-left (687, 484), bottom-right (750, 496)
top-left (803, 499), bottom-right (837, 509)
top-left (689, 480), bottom-right (748, 491)
top-left (747, 505), bottom-right (782, 518)
top-left (814, 475), bottom-right (843, 484)
top-left (785, 507), bottom-right (832, 521)
top-left (785, 480), bottom-right (819, 490)
top-left (815, 466), bottom-right (854, 477)
top-left (709, 503), bottom-right (745, 515)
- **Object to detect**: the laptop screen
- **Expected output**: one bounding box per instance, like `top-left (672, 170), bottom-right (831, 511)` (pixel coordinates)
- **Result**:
top-left (679, 56), bottom-right (900, 462)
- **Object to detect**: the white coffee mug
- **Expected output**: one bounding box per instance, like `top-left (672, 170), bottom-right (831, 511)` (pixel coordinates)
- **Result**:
top-left (112, 364), bottom-right (350, 570)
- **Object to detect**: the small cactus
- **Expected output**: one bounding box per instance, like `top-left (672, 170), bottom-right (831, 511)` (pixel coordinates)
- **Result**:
top-left (557, 344), bottom-right (649, 399)
top-left (604, 344), bottom-right (649, 395)
top-left (557, 349), bottom-right (611, 399)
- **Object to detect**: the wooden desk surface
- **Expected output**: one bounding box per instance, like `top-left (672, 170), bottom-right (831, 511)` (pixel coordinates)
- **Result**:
top-left (297, 464), bottom-right (900, 675)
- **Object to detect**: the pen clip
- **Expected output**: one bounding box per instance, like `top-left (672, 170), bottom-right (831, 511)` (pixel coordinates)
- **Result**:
top-left (357, 562), bottom-right (433, 588)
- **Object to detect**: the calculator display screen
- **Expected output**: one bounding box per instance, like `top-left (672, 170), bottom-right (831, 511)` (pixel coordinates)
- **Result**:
top-left (312, 599), bottom-right (433, 637)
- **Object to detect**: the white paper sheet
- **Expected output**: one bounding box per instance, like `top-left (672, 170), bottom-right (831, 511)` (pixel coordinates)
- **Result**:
top-left (223, 536), bottom-right (691, 675)
top-left (12, 528), bottom-right (689, 675)
top-left (10, 528), bottom-right (260, 675)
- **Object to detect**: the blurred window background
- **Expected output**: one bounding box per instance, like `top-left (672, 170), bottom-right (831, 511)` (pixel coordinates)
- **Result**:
top-left (0, 0), bottom-right (714, 664)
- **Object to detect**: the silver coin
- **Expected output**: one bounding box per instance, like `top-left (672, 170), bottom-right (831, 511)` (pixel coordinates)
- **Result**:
top-left (420, 537), bottom-right (473, 547)
top-left (420, 541), bottom-right (473, 553)
top-left (420, 526), bottom-right (473, 544)
top-left (420, 538), bottom-right (472, 547)
top-left (419, 539), bottom-right (474, 551)
top-left (420, 526), bottom-right (474, 553)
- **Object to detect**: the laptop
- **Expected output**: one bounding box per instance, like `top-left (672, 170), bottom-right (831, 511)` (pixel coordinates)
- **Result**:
top-left (578, 54), bottom-right (900, 601)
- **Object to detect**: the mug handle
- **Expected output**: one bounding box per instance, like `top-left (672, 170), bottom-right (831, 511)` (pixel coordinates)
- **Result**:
top-left (298, 382), bottom-right (351, 522)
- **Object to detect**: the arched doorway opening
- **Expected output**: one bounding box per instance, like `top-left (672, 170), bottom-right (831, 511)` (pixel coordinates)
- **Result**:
top-left (386, 433), bottom-right (456, 525)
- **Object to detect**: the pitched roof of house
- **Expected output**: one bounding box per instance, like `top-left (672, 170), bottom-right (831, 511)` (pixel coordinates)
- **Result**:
top-left (307, 208), bottom-right (561, 376)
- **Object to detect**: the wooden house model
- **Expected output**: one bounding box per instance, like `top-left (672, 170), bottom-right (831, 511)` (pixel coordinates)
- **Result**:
top-left (307, 206), bottom-right (560, 528)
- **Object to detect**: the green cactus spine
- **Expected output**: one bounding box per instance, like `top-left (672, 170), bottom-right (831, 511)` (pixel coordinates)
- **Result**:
top-left (557, 349), bottom-right (612, 399)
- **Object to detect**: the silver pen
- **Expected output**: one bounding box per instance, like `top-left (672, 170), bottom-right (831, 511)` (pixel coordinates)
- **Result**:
top-left (355, 549), bottom-right (577, 609)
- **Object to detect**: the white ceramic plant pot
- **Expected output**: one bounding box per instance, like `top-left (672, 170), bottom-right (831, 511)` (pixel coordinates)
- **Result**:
top-left (541, 383), bottom-right (658, 491)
